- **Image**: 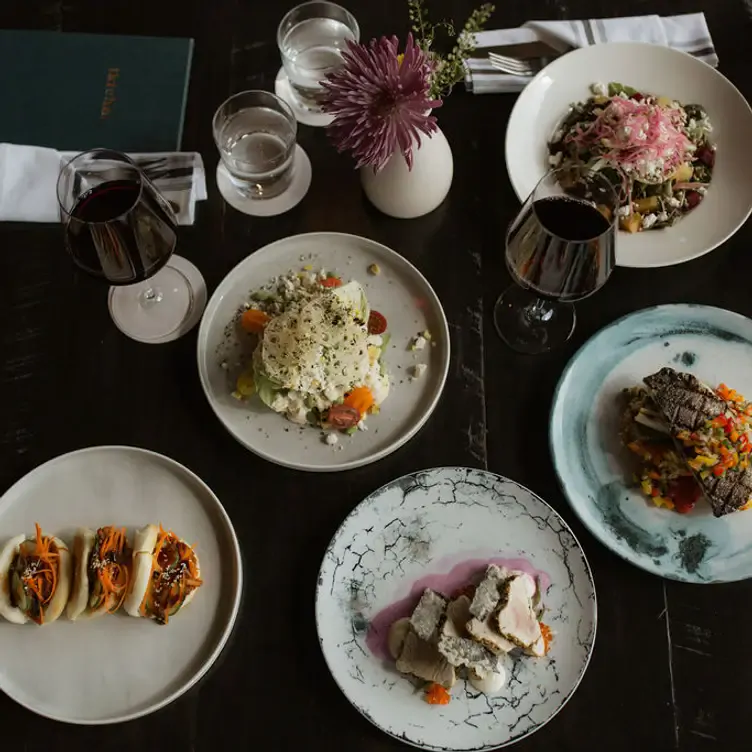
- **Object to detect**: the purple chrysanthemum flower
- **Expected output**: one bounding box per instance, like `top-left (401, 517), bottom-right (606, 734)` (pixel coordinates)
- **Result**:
top-left (320, 33), bottom-right (442, 172)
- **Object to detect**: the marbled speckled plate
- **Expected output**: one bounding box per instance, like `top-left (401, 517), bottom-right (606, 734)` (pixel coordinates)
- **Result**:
top-left (316, 467), bottom-right (596, 751)
top-left (197, 233), bottom-right (449, 472)
top-left (551, 304), bottom-right (752, 583)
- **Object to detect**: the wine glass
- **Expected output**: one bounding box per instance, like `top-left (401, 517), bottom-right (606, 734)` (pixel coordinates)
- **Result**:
top-left (494, 167), bottom-right (619, 354)
top-left (57, 149), bottom-right (205, 343)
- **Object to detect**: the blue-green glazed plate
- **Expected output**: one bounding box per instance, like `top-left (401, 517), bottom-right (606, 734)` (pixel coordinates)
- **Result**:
top-left (550, 304), bottom-right (752, 583)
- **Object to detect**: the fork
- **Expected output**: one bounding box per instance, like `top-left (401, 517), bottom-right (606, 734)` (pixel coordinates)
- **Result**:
top-left (488, 52), bottom-right (550, 76)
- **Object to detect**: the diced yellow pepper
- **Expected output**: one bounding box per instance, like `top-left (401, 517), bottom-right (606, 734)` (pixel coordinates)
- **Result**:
top-left (620, 213), bottom-right (642, 233)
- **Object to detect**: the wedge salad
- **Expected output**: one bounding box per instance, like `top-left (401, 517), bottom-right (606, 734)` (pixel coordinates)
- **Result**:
top-left (231, 268), bottom-right (390, 438)
top-left (548, 82), bottom-right (715, 233)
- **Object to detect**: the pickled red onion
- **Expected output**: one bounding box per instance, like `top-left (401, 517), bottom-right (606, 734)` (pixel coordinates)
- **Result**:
top-left (565, 96), bottom-right (694, 183)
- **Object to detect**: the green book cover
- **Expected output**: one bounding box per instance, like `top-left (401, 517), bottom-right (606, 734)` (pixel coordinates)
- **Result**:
top-left (0, 30), bottom-right (194, 152)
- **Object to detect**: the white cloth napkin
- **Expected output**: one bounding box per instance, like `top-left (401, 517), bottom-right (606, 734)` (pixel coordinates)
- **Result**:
top-left (0, 144), bottom-right (207, 224)
top-left (465, 13), bottom-right (718, 94)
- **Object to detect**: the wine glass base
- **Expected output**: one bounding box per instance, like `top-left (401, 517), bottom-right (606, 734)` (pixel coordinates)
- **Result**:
top-left (107, 256), bottom-right (207, 344)
top-left (274, 67), bottom-right (333, 127)
top-left (493, 285), bottom-right (576, 355)
top-left (216, 145), bottom-right (312, 217)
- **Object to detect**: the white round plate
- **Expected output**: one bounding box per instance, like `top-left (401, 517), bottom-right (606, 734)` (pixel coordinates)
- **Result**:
top-left (197, 232), bottom-right (450, 472)
top-left (505, 42), bottom-right (752, 268)
top-left (316, 467), bottom-right (597, 751)
top-left (550, 304), bottom-right (752, 583)
top-left (0, 446), bottom-right (242, 724)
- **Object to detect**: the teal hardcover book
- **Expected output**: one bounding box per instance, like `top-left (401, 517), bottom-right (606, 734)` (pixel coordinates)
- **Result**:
top-left (0, 30), bottom-right (194, 152)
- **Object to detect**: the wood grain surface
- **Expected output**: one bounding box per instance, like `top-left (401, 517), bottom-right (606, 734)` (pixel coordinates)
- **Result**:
top-left (1, 1), bottom-right (751, 750)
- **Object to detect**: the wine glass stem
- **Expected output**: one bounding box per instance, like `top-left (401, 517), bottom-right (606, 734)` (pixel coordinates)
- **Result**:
top-left (139, 286), bottom-right (164, 309)
top-left (523, 297), bottom-right (555, 324)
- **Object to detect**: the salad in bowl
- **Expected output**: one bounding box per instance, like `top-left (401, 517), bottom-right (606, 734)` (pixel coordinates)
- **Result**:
top-left (229, 268), bottom-right (390, 439)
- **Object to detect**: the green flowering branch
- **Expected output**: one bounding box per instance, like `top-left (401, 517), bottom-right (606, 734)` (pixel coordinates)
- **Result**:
top-left (408, 0), bottom-right (495, 99)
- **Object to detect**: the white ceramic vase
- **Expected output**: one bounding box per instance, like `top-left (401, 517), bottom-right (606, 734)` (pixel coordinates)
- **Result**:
top-left (360, 127), bottom-right (453, 219)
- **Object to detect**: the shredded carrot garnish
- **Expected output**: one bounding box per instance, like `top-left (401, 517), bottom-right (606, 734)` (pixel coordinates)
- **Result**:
top-left (424, 683), bottom-right (451, 705)
top-left (20, 523), bottom-right (60, 625)
top-left (240, 309), bottom-right (271, 334)
top-left (344, 386), bottom-right (375, 416)
top-left (540, 623), bottom-right (554, 654)
top-left (94, 526), bottom-right (130, 612)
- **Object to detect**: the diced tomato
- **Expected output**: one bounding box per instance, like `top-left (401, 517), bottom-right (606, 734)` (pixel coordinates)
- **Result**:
top-left (665, 476), bottom-right (702, 514)
top-left (326, 404), bottom-right (360, 430)
top-left (631, 92), bottom-right (644, 101)
top-left (321, 276), bottom-right (342, 288)
top-left (368, 310), bottom-right (387, 335)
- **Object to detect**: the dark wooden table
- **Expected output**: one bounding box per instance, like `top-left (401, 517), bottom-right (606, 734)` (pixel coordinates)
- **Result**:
top-left (2, 0), bottom-right (752, 749)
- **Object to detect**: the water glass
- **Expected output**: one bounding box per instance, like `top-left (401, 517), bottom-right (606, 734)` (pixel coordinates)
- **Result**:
top-left (277, 0), bottom-right (359, 113)
top-left (212, 90), bottom-right (297, 200)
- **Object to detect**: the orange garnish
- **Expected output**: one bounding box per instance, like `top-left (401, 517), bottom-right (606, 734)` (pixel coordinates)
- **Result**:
top-left (20, 523), bottom-right (60, 625)
top-left (540, 622), bottom-right (553, 654)
top-left (320, 277), bottom-right (342, 288)
top-left (424, 683), bottom-right (451, 705)
top-left (344, 386), bottom-right (375, 416)
top-left (94, 526), bottom-right (130, 612)
top-left (240, 309), bottom-right (271, 334)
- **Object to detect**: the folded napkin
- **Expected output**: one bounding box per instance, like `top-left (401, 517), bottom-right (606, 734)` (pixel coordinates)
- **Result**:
top-left (0, 144), bottom-right (207, 224)
top-left (465, 13), bottom-right (718, 94)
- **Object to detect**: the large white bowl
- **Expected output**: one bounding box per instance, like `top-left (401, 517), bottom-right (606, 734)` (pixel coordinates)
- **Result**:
top-left (505, 42), bottom-right (752, 268)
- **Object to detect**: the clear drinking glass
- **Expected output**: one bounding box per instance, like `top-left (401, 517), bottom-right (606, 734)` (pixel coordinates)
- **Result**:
top-left (213, 90), bottom-right (297, 199)
top-left (494, 167), bottom-right (619, 354)
top-left (58, 149), bottom-right (197, 343)
top-left (277, 0), bottom-right (359, 113)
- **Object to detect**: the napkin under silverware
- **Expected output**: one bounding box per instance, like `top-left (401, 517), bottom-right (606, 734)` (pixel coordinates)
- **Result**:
top-left (465, 13), bottom-right (719, 94)
top-left (0, 144), bottom-right (207, 224)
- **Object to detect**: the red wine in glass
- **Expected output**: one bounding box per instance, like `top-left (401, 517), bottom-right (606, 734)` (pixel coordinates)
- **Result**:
top-left (494, 167), bottom-right (618, 354)
top-left (58, 149), bottom-right (204, 343)
top-left (65, 178), bottom-right (177, 285)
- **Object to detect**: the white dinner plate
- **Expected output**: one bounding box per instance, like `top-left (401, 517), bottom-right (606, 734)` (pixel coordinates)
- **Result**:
top-left (0, 446), bottom-right (242, 724)
top-left (505, 42), bottom-right (752, 268)
top-left (316, 467), bottom-right (597, 750)
top-left (197, 232), bottom-right (450, 472)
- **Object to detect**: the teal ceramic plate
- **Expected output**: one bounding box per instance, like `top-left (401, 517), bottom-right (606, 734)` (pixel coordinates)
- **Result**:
top-left (550, 304), bottom-right (752, 583)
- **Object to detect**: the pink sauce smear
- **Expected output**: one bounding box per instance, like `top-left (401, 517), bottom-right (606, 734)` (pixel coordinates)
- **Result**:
top-left (365, 557), bottom-right (551, 662)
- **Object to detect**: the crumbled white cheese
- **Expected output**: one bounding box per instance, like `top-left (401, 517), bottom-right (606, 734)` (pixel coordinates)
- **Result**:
top-left (411, 335), bottom-right (427, 351)
top-left (642, 213), bottom-right (658, 230)
top-left (548, 152), bottom-right (563, 168)
top-left (697, 186), bottom-right (707, 195)
top-left (324, 433), bottom-right (338, 446)
top-left (590, 82), bottom-right (608, 97)
top-left (357, 421), bottom-right (368, 432)
top-left (667, 197), bottom-right (681, 208)
top-left (657, 212), bottom-right (669, 222)
top-left (617, 205), bottom-right (632, 217)
top-left (410, 363), bottom-right (428, 380)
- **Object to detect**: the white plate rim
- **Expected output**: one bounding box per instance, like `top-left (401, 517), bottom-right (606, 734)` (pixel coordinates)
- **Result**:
top-left (504, 41), bottom-right (752, 269)
top-left (548, 303), bottom-right (752, 582)
top-left (314, 466), bottom-right (599, 751)
top-left (0, 445), bottom-right (244, 724)
top-left (196, 231), bottom-right (451, 472)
